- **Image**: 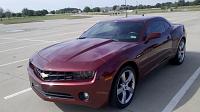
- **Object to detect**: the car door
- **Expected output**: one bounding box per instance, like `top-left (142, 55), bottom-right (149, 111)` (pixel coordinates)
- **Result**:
top-left (139, 20), bottom-right (172, 75)
top-left (152, 20), bottom-right (173, 62)
top-left (147, 20), bottom-right (173, 64)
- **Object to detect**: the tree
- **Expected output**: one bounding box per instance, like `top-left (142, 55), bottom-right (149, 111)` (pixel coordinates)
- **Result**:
top-left (42, 9), bottom-right (48, 15)
top-left (178, 0), bottom-right (185, 6)
top-left (113, 5), bottom-right (118, 10)
top-left (27, 10), bottom-right (34, 16)
top-left (34, 11), bottom-right (43, 16)
top-left (83, 6), bottom-right (91, 12)
top-left (0, 7), bottom-right (3, 21)
top-left (194, 0), bottom-right (200, 5)
top-left (92, 7), bottom-right (100, 12)
top-left (50, 10), bottom-right (56, 14)
top-left (5, 10), bottom-right (12, 18)
top-left (54, 8), bottom-right (80, 14)
top-left (22, 8), bottom-right (35, 16)
top-left (128, 6), bottom-right (135, 10)
top-left (155, 3), bottom-right (161, 8)
top-left (16, 13), bottom-right (22, 17)
top-left (22, 8), bottom-right (29, 16)
top-left (138, 4), bottom-right (145, 9)
top-left (33, 10), bottom-right (48, 16)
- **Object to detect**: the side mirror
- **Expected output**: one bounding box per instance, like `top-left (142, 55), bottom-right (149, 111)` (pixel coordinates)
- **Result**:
top-left (145, 32), bottom-right (161, 42)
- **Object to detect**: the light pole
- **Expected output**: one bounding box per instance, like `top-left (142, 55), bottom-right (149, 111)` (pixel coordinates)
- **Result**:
top-left (136, 0), bottom-right (138, 14)
top-left (125, 0), bottom-right (128, 17)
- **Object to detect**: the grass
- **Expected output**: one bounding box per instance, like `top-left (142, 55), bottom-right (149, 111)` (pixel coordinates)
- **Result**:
top-left (1, 5), bottom-right (199, 24)
top-left (0, 14), bottom-right (91, 25)
top-left (133, 6), bottom-right (200, 15)
top-left (88, 5), bottom-right (200, 16)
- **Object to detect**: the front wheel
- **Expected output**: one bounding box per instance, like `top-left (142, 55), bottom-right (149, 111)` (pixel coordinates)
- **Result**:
top-left (110, 66), bottom-right (136, 109)
top-left (171, 39), bottom-right (186, 65)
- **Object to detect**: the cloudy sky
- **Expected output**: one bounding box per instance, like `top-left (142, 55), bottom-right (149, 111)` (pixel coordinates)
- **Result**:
top-left (0, 0), bottom-right (192, 12)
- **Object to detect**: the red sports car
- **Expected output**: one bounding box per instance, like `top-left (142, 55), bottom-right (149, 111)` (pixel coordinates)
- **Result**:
top-left (28, 16), bottom-right (186, 109)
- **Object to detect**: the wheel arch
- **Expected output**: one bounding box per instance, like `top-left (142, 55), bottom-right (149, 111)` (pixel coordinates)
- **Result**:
top-left (175, 36), bottom-right (186, 50)
top-left (108, 61), bottom-right (140, 105)
top-left (110, 61), bottom-right (140, 92)
top-left (117, 61), bottom-right (140, 83)
top-left (182, 36), bottom-right (186, 43)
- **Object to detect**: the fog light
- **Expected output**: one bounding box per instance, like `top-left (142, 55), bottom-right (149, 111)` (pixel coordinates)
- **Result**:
top-left (79, 92), bottom-right (89, 101)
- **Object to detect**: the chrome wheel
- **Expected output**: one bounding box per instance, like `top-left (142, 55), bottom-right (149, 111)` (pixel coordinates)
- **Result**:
top-left (178, 40), bottom-right (185, 63)
top-left (117, 70), bottom-right (135, 104)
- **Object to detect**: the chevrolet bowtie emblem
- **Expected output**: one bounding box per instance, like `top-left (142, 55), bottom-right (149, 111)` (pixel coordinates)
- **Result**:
top-left (40, 73), bottom-right (49, 78)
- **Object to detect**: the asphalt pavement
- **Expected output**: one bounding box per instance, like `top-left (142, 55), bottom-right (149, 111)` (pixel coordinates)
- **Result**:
top-left (0, 12), bottom-right (200, 112)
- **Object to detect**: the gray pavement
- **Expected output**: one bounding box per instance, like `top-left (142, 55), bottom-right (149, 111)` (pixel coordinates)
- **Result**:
top-left (0, 12), bottom-right (200, 112)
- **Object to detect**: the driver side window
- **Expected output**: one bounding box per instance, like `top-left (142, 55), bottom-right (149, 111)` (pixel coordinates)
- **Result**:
top-left (147, 21), bottom-right (165, 35)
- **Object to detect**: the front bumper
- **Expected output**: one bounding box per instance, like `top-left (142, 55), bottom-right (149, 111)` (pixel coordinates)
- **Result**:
top-left (28, 67), bottom-right (111, 108)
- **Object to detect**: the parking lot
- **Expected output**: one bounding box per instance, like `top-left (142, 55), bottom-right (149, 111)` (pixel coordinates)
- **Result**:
top-left (0, 11), bottom-right (200, 112)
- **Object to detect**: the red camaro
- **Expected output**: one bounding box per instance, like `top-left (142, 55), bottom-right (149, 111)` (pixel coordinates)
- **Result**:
top-left (28, 16), bottom-right (186, 109)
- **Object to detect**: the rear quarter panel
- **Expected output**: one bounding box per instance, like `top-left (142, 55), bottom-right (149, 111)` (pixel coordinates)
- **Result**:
top-left (171, 24), bottom-right (186, 55)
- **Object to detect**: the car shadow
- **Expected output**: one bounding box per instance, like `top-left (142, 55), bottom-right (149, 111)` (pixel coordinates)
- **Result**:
top-left (55, 51), bottom-right (200, 112)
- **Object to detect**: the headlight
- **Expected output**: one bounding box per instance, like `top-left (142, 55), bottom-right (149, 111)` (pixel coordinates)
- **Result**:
top-left (73, 71), bottom-right (95, 80)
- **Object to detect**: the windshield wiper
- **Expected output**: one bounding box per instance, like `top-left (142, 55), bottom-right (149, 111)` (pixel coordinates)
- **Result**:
top-left (78, 36), bottom-right (87, 39)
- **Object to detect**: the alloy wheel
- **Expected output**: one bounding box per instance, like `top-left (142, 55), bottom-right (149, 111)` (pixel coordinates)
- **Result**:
top-left (117, 70), bottom-right (135, 104)
top-left (178, 40), bottom-right (185, 63)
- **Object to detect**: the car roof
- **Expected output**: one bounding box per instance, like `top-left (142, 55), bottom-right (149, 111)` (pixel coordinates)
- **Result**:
top-left (102, 16), bottom-right (165, 23)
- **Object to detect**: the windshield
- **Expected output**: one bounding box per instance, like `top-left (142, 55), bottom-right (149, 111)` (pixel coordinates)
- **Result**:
top-left (80, 21), bottom-right (144, 41)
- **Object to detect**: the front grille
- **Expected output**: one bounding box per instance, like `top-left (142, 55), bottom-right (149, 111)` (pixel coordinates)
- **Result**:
top-left (34, 68), bottom-right (83, 81)
top-left (44, 92), bottom-right (74, 99)
top-left (29, 62), bottom-right (94, 82)
top-left (32, 83), bottom-right (73, 99)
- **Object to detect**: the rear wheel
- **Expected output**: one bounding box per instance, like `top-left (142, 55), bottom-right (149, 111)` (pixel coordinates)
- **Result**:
top-left (171, 39), bottom-right (186, 65)
top-left (110, 66), bottom-right (136, 109)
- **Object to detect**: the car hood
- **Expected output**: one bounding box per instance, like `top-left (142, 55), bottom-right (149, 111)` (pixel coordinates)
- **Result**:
top-left (35, 38), bottom-right (138, 71)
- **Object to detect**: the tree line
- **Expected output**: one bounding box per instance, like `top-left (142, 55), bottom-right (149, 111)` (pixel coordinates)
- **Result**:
top-left (83, 7), bottom-right (101, 12)
top-left (110, 0), bottom-right (200, 11)
top-left (50, 8), bottom-right (81, 14)
top-left (82, 0), bottom-right (200, 12)
top-left (0, 7), bottom-right (82, 21)
top-left (0, 8), bottom-right (49, 21)
top-left (0, 0), bottom-right (200, 20)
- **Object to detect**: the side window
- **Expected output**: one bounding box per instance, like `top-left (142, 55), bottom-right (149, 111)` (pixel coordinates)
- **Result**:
top-left (163, 22), bottom-right (171, 31)
top-left (147, 21), bottom-right (165, 34)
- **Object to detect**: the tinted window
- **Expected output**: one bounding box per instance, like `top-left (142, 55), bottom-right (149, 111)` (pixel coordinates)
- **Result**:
top-left (163, 21), bottom-right (171, 31)
top-left (147, 21), bottom-right (165, 34)
top-left (81, 21), bottom-right (144, 42)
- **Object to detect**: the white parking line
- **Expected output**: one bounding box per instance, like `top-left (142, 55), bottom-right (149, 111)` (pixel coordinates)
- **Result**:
top-left (1, 37), bottom-right (58, 43)
top-left (0, 59), bottom-right (29, 67)
top-left (21, 39), bottom-right (57, 43)
top-left (0, 37), bottom-right (77, 53)
top-left (0, 43), bottom-right (48, 53)
top-left (1, 31), bottom-right (83, 41)
top-left (162, 67), bottom-right (200, 112)
top-left (3, 67), bottom-right (200, 103)
top-left (4, 88), bottom-right (32, 100)
top-left (24, 31), bottom-right (83, 40)
top-left (0, 40), bottom-right (24, 45)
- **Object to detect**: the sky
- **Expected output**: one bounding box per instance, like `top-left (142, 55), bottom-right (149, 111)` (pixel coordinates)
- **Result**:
top-left (0, 0), bottom-right (193, 12)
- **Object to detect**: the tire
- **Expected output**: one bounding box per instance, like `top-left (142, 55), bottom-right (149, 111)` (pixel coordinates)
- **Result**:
top-left (110, 66), bottom-right (136, 109)
top-left (171, 39), bottom-right (186, 65)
